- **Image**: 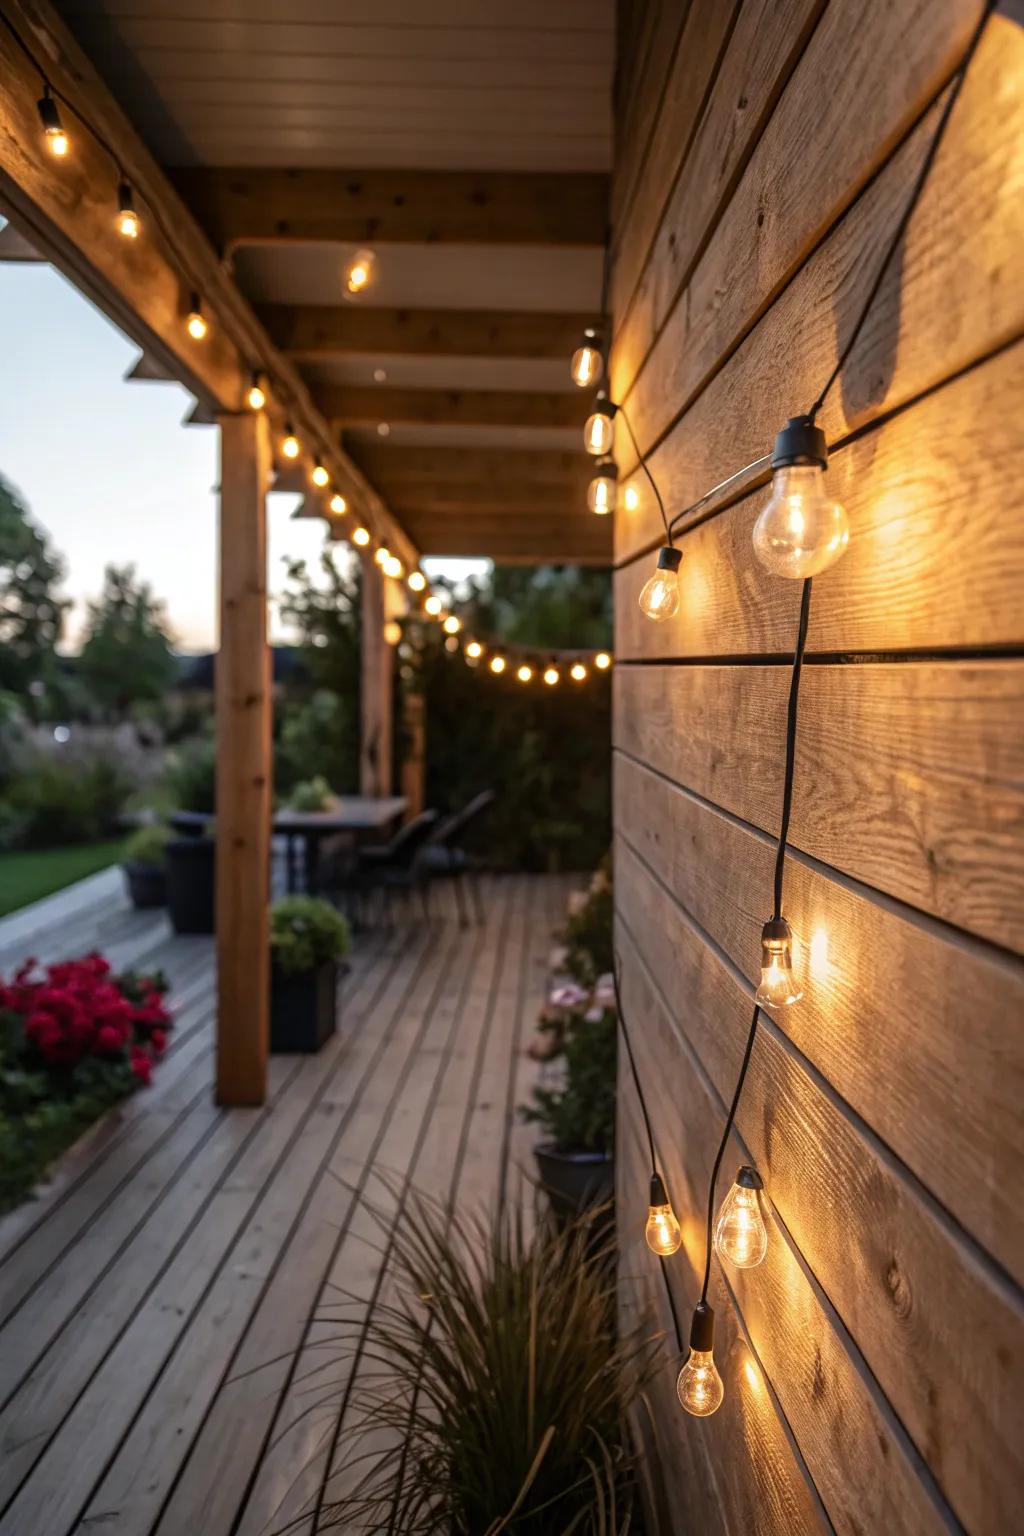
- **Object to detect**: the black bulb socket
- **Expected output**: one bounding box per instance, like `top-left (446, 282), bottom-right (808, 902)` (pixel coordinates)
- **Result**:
top-left (593, 391), bottom-right (618, 419)
top-left (38, 92), bottom-right (63, 134)
top-left (117, 181), bottom-right (135, 213)
top-left (734, 1165), bottom-right (764, 1192)
top-left (592, 456), bottom-right (618, 481)
top-left (649, 1171), bottom-right (670, 1207)
top-left (771, 415), bottom-right (828, 471)
top-left (655, 546), bottom-right (682, 574)
top-left (689, 1301), bottom-right (715, 1353)
top-left (761, 915), bottom-right (793, 946)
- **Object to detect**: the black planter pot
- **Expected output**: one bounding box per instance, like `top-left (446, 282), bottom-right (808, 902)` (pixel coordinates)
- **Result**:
top-left (270, 960), bottom-right (339, 1053)
top-left (122, 861), bottom-right (167, 910)
top-left (166, 837), bottom-right (215, 934)
top-left (533, 1143), bottom-right (615, 1225)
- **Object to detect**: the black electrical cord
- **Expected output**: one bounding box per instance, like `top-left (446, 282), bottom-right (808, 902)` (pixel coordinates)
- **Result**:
top-left (618, 401), bottom-right (672, 542)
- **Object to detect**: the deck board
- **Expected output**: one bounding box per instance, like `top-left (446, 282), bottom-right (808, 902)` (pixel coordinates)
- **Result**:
top-left (0, 872), bottom-right (570, 1535)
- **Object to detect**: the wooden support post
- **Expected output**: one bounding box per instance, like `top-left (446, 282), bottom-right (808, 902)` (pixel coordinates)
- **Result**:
top-left (215, 411), bottom-right (272, 1106)
top-left (360, 556), bottom-right (394, 797)
top-left (401, 690), bottom-right (427, 818)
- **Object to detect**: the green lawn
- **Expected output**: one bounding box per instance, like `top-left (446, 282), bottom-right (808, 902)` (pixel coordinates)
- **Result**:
top-left (0, 840), bottom-right (125, 919)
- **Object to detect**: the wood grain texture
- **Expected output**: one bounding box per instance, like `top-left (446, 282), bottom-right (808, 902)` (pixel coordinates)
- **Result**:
top-left (318, 385), bottom-right (589, 429)
top-left (395, 510), bottom-right (612, 564)
top-left (215, 411), bottom-right (272, 1107)
top-left (257, 304), bottom-right (596, 359)
top-left (613, 751), bottom-right (1024, 1282)
top-left (360, 556), bottom-right (393, 797)
top-left (614, 340), bottom-right (1024, 654)
top-left (614, 659), bottom-right (1024, 953)
top-left (616, 841), bottom-right (1024, 1535)
top-left (610, 0), bottom-right (984, 421)
top-left (169, 167), bottom-right (610, 248)
top-left (612, 16), bottom-right (1024, 560)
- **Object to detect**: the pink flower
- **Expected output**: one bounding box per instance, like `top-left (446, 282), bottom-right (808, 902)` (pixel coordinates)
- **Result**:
top-left (549, 983), bottom-right (589, 1011)
top-left (593, 974), bottom-right (616, 1009)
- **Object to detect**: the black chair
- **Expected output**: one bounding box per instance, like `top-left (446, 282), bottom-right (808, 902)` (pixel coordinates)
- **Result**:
top-left (419, 789), bottom-right (495, 925)
top-left (349, 808), bottom-right (441, 925)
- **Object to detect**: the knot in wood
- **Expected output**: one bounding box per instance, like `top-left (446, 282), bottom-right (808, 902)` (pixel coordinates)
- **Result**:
top-left (885, 1256), bottom-right (913, 1320)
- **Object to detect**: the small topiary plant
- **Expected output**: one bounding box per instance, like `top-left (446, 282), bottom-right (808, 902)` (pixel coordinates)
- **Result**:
top-left (123, 823), bottom-right (171, 868)
top-left (270, 896), bottom-right (351, 976)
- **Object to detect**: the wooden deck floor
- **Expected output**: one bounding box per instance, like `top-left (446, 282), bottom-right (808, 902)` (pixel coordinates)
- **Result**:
top-left (0, 871), bottom-right (569, 1535)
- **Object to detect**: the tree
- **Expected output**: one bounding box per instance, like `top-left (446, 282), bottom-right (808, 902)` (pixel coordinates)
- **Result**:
top-left (275, 548), bottom-right (362, 792)
top-left (0, 474), bottom-right (69, 704)
top-left (78, 564), bottom-right (177, 720)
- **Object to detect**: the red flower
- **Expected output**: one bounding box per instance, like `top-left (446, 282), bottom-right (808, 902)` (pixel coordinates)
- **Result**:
top-left (130, 1048), bottom-right (153, 1085)
top-left (150, 1028), bottom-right (167, 1058)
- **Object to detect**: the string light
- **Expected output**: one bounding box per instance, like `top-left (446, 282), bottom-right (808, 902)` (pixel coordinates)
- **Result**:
top-left (584, 392), bottom-right (616, 456)
top-left (443, 614), bottom-right (462, 635)
top-left (353, 526), bottom-right (371, 547)
top-left (424, 594), bottom-right (443, 618)
top-left (408, 571), bottom-right (427, 593)
top-left (752, 418), bottom-right (848, 578)
top-left (383, 554), bottom-right (403, 579)
top-left (756, 917), bottom-right (802, 1007)
top-left (570, 662), bottom-right (587, 682)
top-left (677, 1304), bottom-right (724, 1417)
top-left (247, 372), bottom-right (266, 410)
top-left (186, 294), bottom-right (207, 340)
top-left (374, 546), bottom-right (390, 567)
top-left (116, 182), bottom-right (140, 239)
top-left (543, 665), bottom-right (560, 686)
top-left (329, 493), bottom-right (347, 515)
top-left (311, 461), bottom-right (329, 488)
top-left (638, 547), bottom-right (682, 622)
top-left (281, 424), bottom-right (300, 460)
top-left (570, 328), bottom-right (604, 388)
top-left (37, 89), bottom-right (68, 156)
top-left (489, 655), bottom-right (507, 674)
top-left (714, 1168), bottom-right (768, 1268)
top-left (595, 651), bottom-right (612, 670)
top-left (517, 664), bottom-right (533, 683)
top-left (645, 1173), bottom-right (682, 1256)
top-left (344, 248), bottom-right (376, 296)
top-left (587, 457), bottom-right (618, 515)
top-left (465, 640), bottom-right (484, 660)
top-left (383, 620), bottom-right (402, 646)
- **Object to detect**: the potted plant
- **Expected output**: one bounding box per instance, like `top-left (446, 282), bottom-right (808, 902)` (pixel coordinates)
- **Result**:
top-left (269, 895), bottom-right (351, 1053)
top-left (524, 1000), bottom-right (616, 1222)
top-left (287, 775), bottom-right (335, 812)
top-left (121, 824), bottom-right (170, 909)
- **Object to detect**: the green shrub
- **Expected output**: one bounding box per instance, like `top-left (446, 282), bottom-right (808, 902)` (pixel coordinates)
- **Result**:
top-left (2, 755), bottom-right (132, 848)
top-left (269, 895), bottom-right (351, 975)
top-left (563, 860), bottom-right (614, 984)
top-left (523, 1005), bottom-right (617, 1156)
top-left (287, 774), bottom-right (334, 812)
top-left (313, 1189), bottom-right (652, 1533)
top-left (122, 823), bottom-right (171, 867)
top-left (164, 735), bottom-right (216, 813)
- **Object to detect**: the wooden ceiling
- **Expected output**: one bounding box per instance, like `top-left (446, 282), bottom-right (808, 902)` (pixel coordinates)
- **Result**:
top-left (51, 0), bottom-right (616, 566)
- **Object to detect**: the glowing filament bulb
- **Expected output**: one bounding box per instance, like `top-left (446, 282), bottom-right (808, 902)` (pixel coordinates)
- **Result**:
top-left (383, 620), bottom-right (402, 646)
top-left (311, 462), bottom-right (329, 488)
top-left (645, 1173), bottom-right (682, 1256)
top-left (543, 666), bottom-right (560, 686)
top-left (329, 493), bottom-right (347, 515)
top-left (638, 546), bottom-right (681, 622)
top-left (465, 640), bottom-right (483, 660)
top-left (715, 1167), bottom-right (768, 1268)
top-left (344, 248), bottom-right (376, 296)
top-left (517, 664), bottom-right (533, 683)
top-left (570, 662), bottom-right (587, 682)
top-left (570, 328), bottom-right (604, 388)
top-left (281, 424), bottom-right (300, 460)
top-left (353, 526), bottom-right (371, 547)
top-left (38, 92), bottom-right (69, 156)
top-left (408, 571), bottom-right (426, 593)
top-left (677, 1303), bottom-right (724, 1417)
top-left (587, 458), bottom-right (618, 515)
top-left (247, 374), bottom-right (266, 411)
top-left (424, 594), bottom-right (443, 618)
top-left (490, 655), bottom-right (507, 674)
top-left (374, 546), bottom-right (390, 567)
top-left (383, 555), bottom-right (403, 578)
top-left (116, 182), bottom-right (140, 239)
top-left (752, 416), bottom-right (849, 578)
top-left (756, 917), bottom-right (802, 1007)
top-left (584, 393), bottom-right (616, 456)
top-left (594, 651), bottom-right (611, 670)
top-left (443, 614), bottom-right (462, 635)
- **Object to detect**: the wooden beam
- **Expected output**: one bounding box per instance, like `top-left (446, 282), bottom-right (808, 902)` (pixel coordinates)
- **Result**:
top-left (345, 443), bottom-right (591, 485)
top-left (170, 168), bottom-right (609, 250)
top-left (397, 511), bottom-right (612, 565)
top-left (256, 304), bottom-right (598, 360)
top-left (0, 0), bottom-right (418, 573)
top-left (215, 411), bottom-right (272, 1107)
top-left (320, 387), bottom-right (589, 430)
top-left (360, 557), bottom-right (394, 797)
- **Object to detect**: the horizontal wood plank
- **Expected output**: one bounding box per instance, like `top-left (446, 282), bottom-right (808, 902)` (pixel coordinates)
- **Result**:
top-left (319, 385), bottom-right (589, 429)
top-left (395, 510), bottom-right (612, 564)
top-left (613, 659), bottom-right (1024, 953)
top-left (257, 304), bottom-right (597, 359)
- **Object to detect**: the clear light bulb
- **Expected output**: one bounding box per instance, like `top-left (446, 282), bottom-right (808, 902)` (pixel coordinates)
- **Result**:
top-left (517, 664), bottom-right (533, 683)
top-left (756, 917), bottom-right (802, 1007)
top-left (465, 640), bottom-right (483, 660)
top-left (186, 295), bottom-right (207, 340)
top-left (584, 394), bottom-right (616, 456)
top-left (677, 1303), bottom-right (723, 1417)
top-left (424, 594), bottom-right (443, 617)
top-left (39, 93), bottom-right (69, 156)
top-left (638, 547), bottom-right (681, 622)
top-left (116, 183), bottom-right (140, 239)
top-left (247, 374), bottom-right (266, 411)
top-left (443, 615), bottom-right (461, 635)
top-left (587, 458), bottom-right (618, 514)
top-left (752, 416), bottom-right (849, 578)
top-left (282, 426), bottom-right (300, 460)
top-left (645, 1173), bottom-right (682, 1256)
top-left (570, 329), bottom-right (603, 388)
top-left (383, 555), bottom-right (403, 578)
top-left (374, 546), bottom-right (390, 567)
top-left (543, 666), bottom-right (560, 686)
top-left (344, 248), bottom-right (376, 296)
top-left (329, 493), bottom-right (347, 515)
top-left (714, 1167), bottom-right (768, 1268)
top-left (594, 651), bottom-right (611, 670)
top-left (408, 571), bottom-right (426, 593)
top-left (312, 462), bottom-right (329, 488)
top-left (353, 526), bottom-right (371, 547)
top-left (383, 620), bottom-right (402, 646)
top-left (490, 655), bottom-right (507, 674)
top-left (570, 662), bottom-right (587, 682)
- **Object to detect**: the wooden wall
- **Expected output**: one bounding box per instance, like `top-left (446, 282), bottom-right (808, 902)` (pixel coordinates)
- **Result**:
top-left (609, 2), bottom-right (1024, 1532)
